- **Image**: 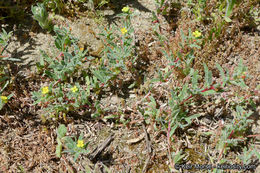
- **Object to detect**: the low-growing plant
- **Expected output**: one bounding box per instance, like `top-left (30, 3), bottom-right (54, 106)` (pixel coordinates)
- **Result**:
top-left (0, 95), bottom-right (12, 110)
top-left (33, 25), bottom-right (103, 119)
top-left (192, 0), bottom-right (207, 21)
top-left (171, 29), bottom-right (202, 76)
top-left (145, 13), bottom-right (249, 136)
top-left (56, 124), bottom-right (90, 161)
top-left (97, 7), bottom-right (138, 86)
top-left (31, 3), bottom-right (52, 30)
top-left (32, 82), bottom-right (91, 119)
top-left (169, 149), bottom-right (186, 171)
top-left (36, 26), bottom-right (87, 82)
top-left (148, 5), bottom-right (251, 137)
top-left (144, 55), bottom-right (250, 138)
top-left (53, 26), bottom-right (78, 52)
top-left (153, 24), bottom-right (203, 78)
top-left (0, 29), bottom-right (18, 110)
top-left (225, 0), bottom-right (236, 18)
top-left (217, 106), bottom-right (253, 159)
top-left (0, 29), bottom-right (13, 48)
top-left (238, 147), bottom-right (258, 165)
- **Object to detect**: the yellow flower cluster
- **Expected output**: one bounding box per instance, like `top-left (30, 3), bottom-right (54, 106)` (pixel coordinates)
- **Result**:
top-left (42, 86), bottom-right (49, 95)
top-left (121, 27), bottom-right (127, 35)
top-left (192, 30), bottom-right (202, 38)
top-left (122, 6), bottom-right (130, 13)
top-left (71, 85), bottom-right (78, 93)
top-left (1, 96), bottom-right (8, 103)
top-left (77, 140), bottom-right (84, 148)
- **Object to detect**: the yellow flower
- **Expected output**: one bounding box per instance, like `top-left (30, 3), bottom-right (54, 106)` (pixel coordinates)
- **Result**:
top-left (122, 6), bottom-right (130, 13)
top-left (121, 27), bottom-right (127, 35)
top-left (77, 140), bottom-right (84, 148)
top-left (80, 47), bottom-right (84, 52)
top-left (193, 30), bottom-right (202, 38)
top-left (1, 96), bottom-right (8, 103)
top-left (42, 86), bottom-right (49, 95)
top-left (71, 85), bottom-right (78, 93)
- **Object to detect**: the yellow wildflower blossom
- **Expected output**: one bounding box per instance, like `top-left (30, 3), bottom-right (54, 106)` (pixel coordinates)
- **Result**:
top-left (71, 85), bottom-right (78, 93)
top-left (77, 140), bottom-right (84, 148)
top-left (80, 47), bottom-right (84, 52)
top-left (1, 96), bottom-right (8, 103)
top-left (121, 27), bottom-right (127, 35)
top-left (42, 86), bottom-right (49, 95)
top-left (122, 6), bottom-right (130, 13)
top-left (192, 30), bottom-right (202, 38)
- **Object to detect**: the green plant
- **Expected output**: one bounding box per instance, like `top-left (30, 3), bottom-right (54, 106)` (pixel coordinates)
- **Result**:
top-left (0, 29), bottom-right (13, 48)
top-left (0, 29), bottom-right (17, 109)
top-left (216, 58), bottom-right (248, 89)
top-left (192, 0), bottom-right (207, 21)
top-left (0, 29), bottom-right (18, 62)
top-left (56, 124), bottom-right (90, 161)
top-left (36, 26), bottom-right (86, 81)
top-left (56, 124), bottom-right (67, 158)
top-left (217, 106), bottom-right (253, 161)
top-left (31, 3), bottom-right (52, 30)
top-left (0, 95), bottom-right (12, 110)
top-left (225, 0), bottom-right (236, 18)
top-left (167, 83), bottom-right (201, 136)
top-left (169, 149), bottom-right (186, 171)
top-left (32, 82), bottom-right (91, 119)
top-left (33, 26), bottom-right (103, 119)
top-left (149, 9), bottom-right (251, 137)
top-left (53, 26), bottom-right (78, 52)
top-left (146, 55), bottom-right (250, 137)
top-left (238, 147), bottom-right (257, 165)
top-left (217, 106), bottom-right (253, 158)
top-left (143, 96), bottom-right (161, 124)
top-left (159, 28), bottom-right (202, 79)
top-left (97, 7), bottom-right (137, 86)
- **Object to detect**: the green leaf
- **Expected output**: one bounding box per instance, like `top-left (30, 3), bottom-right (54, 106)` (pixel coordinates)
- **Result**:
top-left (189, 44), bottom-right (201, 48)
top-left (203, 63), bottom-right (212, 88)
top-left (128, 82), bottom-right (136, 89)
top-left (170, 124), bottom-right (178, 137)
top-left (179, 83), bottom-right (189, 101)
top-left (2, 57), bottom-right (21, 61)
top-left (230, 80), bottom-right (247, 89)
top-left (0, 79), bottom-right (9, 93)
top-left (73, 152), bottom-right (81, 162)
top-left (225, 0), bottom-right (236, 17)
top-left (185, 114), bottom-right (201, 124)
top-left (191, 69), bottom-right (199, 90)
top-left (224, 16), bottom-right (232, 22)
top-left (201, 89), bottom-right (217, 96)
top-left (172, 149), bottom-right (185, 163)
top-left (56, 140), bottom-right (62, 158)
top-left (57, 124), bottom-right (67, 138)
top-left (255, 149), bottom-right (260, 159)
top-left (45, 70), bottom-right (55, 79)
top-left (216, 63), bottom-right (227, 87)
top-left (64, 137), bottom-right (76, 150)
